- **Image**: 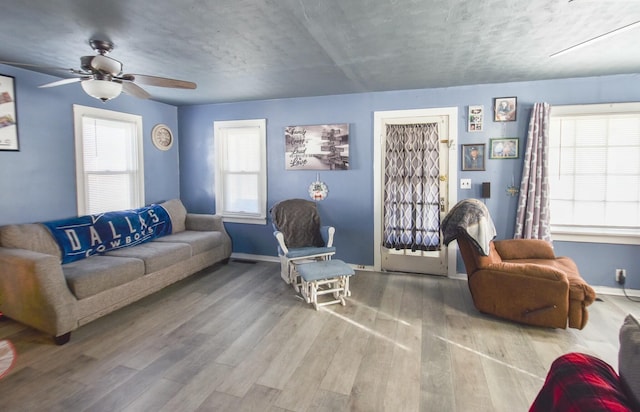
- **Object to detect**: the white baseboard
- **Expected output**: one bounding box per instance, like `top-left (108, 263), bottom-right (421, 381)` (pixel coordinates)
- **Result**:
top-left (230, 255), bottom-right (640, 297)
top-left (229, 253), bottom-right (376, 271)
top-left (592, 285), bottom-right (640, 298)
top-left (230, 252), bottom-right (278, 263)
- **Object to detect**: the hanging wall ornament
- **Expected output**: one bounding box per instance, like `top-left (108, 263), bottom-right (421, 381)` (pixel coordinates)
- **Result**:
top-left (308, 173), bottom-right (329, 201)
top-left (506, 175), bottom-right (520, 197)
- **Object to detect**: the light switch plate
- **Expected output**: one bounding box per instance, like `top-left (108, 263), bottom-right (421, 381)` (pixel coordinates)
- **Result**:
top-left (460, 178), bottom-right (471, 189)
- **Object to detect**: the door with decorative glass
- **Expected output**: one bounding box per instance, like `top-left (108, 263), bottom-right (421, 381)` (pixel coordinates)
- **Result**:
top-left (373, 108), bottom-right (457, 276)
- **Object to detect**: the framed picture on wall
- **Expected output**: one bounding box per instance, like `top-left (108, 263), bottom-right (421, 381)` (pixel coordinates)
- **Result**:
top-left (461, 143), bottom-right (485, 171)
top-left (285, 123), bottom-right (349, 170)
top-left (489, 137), bottom-right (519, 159)
top-left (468, 105), bottom-right (484, 132)
top-left (0, 74), bottom-right (19, 151)
top-left (493, 96), bottom-right (517, 122)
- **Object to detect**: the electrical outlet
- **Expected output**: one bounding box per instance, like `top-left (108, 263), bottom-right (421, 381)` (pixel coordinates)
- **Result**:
top-left (460, 178), bottom-right (471, 189)
top-left (616, 268), bottom-right (626, 285)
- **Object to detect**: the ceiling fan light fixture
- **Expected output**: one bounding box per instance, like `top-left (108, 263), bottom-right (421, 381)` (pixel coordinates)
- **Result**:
top-left (81, 79), bottom-right (122, 102)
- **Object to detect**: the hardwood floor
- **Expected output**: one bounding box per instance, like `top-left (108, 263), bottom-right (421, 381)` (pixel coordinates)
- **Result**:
top-left (0, 260), bottom-right (638, 411)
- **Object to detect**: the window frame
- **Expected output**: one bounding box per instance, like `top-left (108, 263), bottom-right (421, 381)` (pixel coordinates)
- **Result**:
top-left (73, 104), bottom-right (145, 216)
top-left (214, 118), bottom-right (267, 225)
top-left (549, 102), bottom-right (640, 245)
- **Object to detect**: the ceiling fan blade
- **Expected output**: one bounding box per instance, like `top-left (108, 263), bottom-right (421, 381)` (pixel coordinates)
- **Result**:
top-left (90, 55), bottom-right (122, 75)
top-left (0, 60), bottom-right (84, 73)
top-left (121, 81), bottom-right (151, 99)
top-left (39, 77), bottom-right (85, 88)
top-left (124, 74), bottom-right (196, 89)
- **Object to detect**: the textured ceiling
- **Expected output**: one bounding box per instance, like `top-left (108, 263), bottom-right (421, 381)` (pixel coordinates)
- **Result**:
top-left (0, 0), bottom-right (639, 106)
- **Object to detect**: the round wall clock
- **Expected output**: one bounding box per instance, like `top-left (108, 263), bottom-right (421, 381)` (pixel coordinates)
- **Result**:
top-left (151, 124), bottom-right (174, 151)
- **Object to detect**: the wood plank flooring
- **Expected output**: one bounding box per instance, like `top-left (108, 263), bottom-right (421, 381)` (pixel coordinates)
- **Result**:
top-left (0, 260), bottom-right (638, 411)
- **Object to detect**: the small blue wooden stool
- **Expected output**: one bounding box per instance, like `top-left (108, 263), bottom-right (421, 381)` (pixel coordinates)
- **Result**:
top-left (295, 259), bottom-right (355, 310)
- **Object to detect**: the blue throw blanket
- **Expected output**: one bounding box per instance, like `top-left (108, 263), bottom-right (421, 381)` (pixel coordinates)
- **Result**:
top-left (43, 204), bottom-right (172, 264)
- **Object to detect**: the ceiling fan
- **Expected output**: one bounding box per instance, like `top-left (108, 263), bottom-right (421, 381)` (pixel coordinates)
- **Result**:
top-left (3, 39), bottom-right (196, 102)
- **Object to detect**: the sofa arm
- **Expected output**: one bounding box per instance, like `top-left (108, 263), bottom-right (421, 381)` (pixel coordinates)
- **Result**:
top-left (185, 214), bottom-right (232, 258)
top-left (185, 213), bottom-right (226, 232)
top-left (0, 247), bottom-right (77, 337)
top-left (493, 239), bottom-right (556, 260)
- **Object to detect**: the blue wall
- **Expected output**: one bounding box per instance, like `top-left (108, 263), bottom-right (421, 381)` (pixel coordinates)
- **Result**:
top-left (179, 73), bottom-right (640, 289)
top-left (1, 61), bottom-right (638, 289)
top-left (0, 64), bottom-right (180, 224)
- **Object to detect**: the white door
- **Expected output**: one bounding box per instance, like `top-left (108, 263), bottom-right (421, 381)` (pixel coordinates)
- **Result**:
top-left (373, 108), bottom-right (458, 276)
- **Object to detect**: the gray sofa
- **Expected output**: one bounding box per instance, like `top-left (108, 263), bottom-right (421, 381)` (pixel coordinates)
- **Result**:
top-left (0, 199), bottom-right (231, 344)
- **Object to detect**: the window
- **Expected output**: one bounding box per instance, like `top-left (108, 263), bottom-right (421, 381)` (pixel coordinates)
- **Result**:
top-left (214, 119), bottom-right (267, 224)
top-left (73, 105), bottom-right (144, 215)
top-left (549, 103), bottom-right (640, 244)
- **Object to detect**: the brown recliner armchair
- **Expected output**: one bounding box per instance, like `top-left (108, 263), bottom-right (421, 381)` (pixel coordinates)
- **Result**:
top-left (443, 198), bottom-right (596, 330)
top-left (457, 235), bottom-right (596, 329)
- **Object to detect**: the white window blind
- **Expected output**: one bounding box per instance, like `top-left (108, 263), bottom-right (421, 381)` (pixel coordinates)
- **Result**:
top-left (73, 105), bottom-right (144, 215)
top-left (214, 119), bottom-right (267, 224)
top-left (549, 103), bottom-right (640, 244)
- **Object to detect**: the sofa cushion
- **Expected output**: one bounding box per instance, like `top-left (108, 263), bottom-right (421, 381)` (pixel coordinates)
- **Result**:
top-left (0, 223), bottom-right (62, 259)
top-left (105, 241), bottom-right (191, 274)
top-left (160, 199), bottom-right (187, 233)
top-left (153, 231), bottom-right (226, 255)
top-left (63, 256), bottom-right (145, 299)
top-left (619, 314), bottom-right (640, 408)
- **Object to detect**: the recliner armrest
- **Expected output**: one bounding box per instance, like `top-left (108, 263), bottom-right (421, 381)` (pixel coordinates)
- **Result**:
top-left (494, 239), bottom-right (556, 260)
top-left (485, 261), bottom-right (568, 282)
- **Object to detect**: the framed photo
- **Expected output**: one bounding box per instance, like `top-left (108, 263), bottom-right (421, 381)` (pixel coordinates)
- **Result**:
top-left (494, 97), bottom-right (517, 122)
top-left (461, 143), bottom-right (485, 171)
top-left (285, 123), bottom-right (349, 170)
top-left (490, 138), bottom-right (519, 159)
top-left (468, 105), bottom-right (484, 132)
top-left (0, 74), bottom-right (19, 151)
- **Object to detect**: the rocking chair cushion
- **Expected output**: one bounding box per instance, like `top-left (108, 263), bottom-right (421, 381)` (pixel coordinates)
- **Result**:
top-left (297, 259), bottom-right (354, 282)
top-left (286, 246), bottom-right (336, 259)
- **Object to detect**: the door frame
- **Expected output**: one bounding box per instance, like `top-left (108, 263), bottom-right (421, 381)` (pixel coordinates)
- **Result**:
top-left (373, 107), bottom-right (458, 276)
